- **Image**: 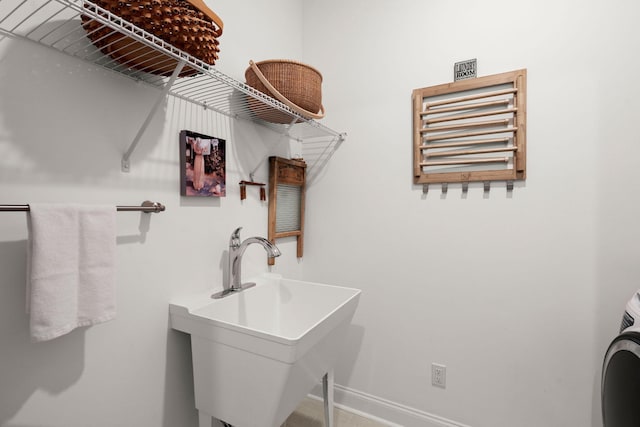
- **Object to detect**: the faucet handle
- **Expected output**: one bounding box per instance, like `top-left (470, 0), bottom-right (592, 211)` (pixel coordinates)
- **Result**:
top-left (230, 227), bottom-right (242, 249)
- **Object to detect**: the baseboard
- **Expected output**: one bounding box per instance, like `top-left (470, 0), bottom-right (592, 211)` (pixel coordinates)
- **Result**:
top-left (310, 384), bottom-right (472, 427)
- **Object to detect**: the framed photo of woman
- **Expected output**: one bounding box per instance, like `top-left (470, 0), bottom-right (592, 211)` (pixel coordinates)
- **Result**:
top-left (179, 130), bottom-right (226, 197)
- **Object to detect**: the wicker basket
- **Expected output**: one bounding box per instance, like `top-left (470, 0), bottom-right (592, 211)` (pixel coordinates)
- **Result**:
top-left (245, 60), bottom-right (324, 124)
top-left (81, 0), bottom-right (223, 77)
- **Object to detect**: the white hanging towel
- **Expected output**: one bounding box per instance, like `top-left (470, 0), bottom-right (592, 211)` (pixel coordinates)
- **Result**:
top-left (26, 204), bottom-right (117, 342)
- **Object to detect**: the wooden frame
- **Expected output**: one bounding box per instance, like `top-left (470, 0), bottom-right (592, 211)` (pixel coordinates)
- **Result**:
top-left (413, 69), bottom-right (527, 186)
top-left (267, 157), bottom-right (306, 265)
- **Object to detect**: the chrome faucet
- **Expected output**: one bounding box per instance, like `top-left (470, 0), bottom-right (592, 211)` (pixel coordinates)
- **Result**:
top-left (212, 227), bottom-right (281, 299)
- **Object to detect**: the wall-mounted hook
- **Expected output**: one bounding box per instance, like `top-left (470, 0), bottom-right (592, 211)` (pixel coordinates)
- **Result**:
top-left (506, 181), bottom-right (514, 191)
top-left (239, 180), bottom-right (266, 201)
top-left (441, 183), bottom-right (448, 194)
top-left (483, 181), bottom-right (491, 192)
top-left (423, 184), bottom-right (429, 194)
top-left (462, 182), bottom-right (469, 193)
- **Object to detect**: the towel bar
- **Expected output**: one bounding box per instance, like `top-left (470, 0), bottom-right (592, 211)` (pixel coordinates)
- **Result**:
top-left (0, 201), bottom-right (165, 213)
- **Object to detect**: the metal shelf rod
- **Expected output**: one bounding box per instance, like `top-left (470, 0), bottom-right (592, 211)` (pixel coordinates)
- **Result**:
top-left (0, 201), bottom-right (166, 213)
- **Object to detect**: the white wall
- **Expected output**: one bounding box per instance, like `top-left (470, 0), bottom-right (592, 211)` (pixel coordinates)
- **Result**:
top-left (2, 1), bottom-right (639, 427)
top-left (0, 1), bottom-right (304, 426)
top-left (300, 1), bottom-right (640, 427)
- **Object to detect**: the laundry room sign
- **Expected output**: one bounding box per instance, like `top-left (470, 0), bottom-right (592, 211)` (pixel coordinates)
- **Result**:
top-left (454, 58), bottom-right (477, 81)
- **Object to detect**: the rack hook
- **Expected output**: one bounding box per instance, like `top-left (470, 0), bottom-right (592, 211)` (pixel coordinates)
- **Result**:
top-left (239, 180), bottom-right (266, 201)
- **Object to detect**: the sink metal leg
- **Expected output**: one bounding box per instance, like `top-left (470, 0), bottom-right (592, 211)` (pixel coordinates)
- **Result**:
top-left (198, 411), bottom-right (213, 427)
top-left (322, 370), bottom-right (335, 427)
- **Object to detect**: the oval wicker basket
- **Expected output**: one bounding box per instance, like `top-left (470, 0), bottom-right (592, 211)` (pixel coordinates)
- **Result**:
top-left (81, 0), bottom-right (223, 77)
top-left (245, 59), bottom-right (324, 124)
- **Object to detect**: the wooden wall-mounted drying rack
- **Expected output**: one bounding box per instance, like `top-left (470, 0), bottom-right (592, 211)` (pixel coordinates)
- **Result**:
top-left (413, 69), bottom-right (527, 193)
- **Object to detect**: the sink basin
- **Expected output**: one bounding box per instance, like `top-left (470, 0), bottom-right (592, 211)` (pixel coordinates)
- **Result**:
top-left (169, 273), bottom-right (361, 427)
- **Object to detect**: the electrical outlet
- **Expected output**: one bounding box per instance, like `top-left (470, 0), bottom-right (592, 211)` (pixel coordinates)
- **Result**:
top-left (432, 363), bottom-right (446, 388)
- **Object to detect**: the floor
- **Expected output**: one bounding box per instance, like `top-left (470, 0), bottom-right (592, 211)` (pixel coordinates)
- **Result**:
top-left (282, 398), bottom-right (387, 427)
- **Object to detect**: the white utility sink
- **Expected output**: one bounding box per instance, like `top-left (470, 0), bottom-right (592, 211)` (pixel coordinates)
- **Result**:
top-left (169, 273), bottom-right (361, 427)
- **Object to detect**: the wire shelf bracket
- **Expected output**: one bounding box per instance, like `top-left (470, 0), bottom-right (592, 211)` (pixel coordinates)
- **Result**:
top-left (121, 59), bottom-right (186, 172)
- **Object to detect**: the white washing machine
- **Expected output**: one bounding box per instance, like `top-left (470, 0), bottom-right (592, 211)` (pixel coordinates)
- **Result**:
top-left (602, 291), bottom-right (640, 427)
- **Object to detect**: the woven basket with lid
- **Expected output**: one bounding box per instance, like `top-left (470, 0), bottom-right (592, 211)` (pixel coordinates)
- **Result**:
top-left (81, 0), bottom-right (223, 77)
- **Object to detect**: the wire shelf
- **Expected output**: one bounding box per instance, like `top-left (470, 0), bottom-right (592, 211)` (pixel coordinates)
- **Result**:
top-left (0, 0), bottom-right (345, 170)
